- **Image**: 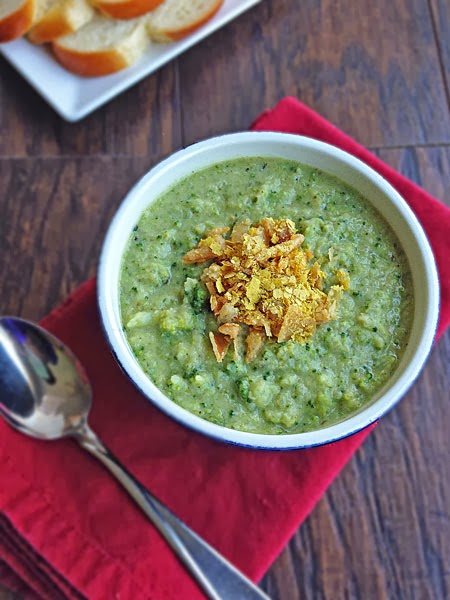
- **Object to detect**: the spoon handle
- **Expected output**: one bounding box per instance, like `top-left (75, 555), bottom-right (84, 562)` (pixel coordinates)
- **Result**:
top-left (75, 424), bottom-right (270, 600)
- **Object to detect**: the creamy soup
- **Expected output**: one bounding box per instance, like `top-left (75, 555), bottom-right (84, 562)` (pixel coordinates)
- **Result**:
top-left (120, 158), bottom-right (414, 434)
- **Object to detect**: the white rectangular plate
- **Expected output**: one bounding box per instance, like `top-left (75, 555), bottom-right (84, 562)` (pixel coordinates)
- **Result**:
top-left (0, 0), bottom-right (261, 121)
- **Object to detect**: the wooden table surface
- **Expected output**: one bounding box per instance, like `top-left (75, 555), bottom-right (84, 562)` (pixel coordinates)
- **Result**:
top-left (1, 0), bottom-right (449, 598)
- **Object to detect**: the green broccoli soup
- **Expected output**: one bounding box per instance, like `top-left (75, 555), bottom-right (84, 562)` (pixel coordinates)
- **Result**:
top-left (120, 157), bottom-right (414, 434)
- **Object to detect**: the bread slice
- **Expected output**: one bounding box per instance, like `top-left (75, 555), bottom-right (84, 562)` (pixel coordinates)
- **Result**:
top-left (146, 0), bottom-right (223, 42)
top-left (93, 0), bottom-right (163, 20)
top-left (52, 14), bottom-right (149, 76)
top-left (27, 0), bottom-right (94, 44)
top-left (0, 0), bottom-right (35, 41)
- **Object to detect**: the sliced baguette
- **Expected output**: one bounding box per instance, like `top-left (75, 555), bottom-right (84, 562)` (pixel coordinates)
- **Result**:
top-left (146, 0), bottom-right (223, 42)
top-left (52, 14), bottom-right (148, 76)
top-left (0, 0), bottom-right (35, 41)
top-left (93, 0), bottom-right (163, 21)
top-left (27, 0), bottom-right (94, 44)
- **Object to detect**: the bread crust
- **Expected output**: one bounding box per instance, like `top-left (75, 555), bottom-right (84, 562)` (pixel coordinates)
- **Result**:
top-left (52, 44), bottom-right (128, 76)
top-left (28, 12), bottom-right (73, 43)
top-left (148, 0), bottom-right (223, 42)
top-left (93, 0), bottom-right (163, 19)
top-left (0, 0), bottom-right (34, 42)
top-left (28, 0), bottom-right (94, 44)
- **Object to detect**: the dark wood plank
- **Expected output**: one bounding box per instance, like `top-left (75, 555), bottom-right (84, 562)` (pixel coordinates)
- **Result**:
top-left (0, 58), bottom-right (181, 159)
top-left (0, 157), bottom-right (150, 319)
top-left (0, 589), bottom-right (19, 600)
top-left (377, 146), bottom-right (450, 204)
top-left (430, 0), bottom-right (450, 98)
top-left (261, 146), bottom-right (450, 600)
top-left (180, 0), bottom-right (450, 148)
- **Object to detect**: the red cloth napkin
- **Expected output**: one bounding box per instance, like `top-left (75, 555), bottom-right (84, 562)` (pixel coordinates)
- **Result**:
top-left (1, 98), bottom-right (449, 600)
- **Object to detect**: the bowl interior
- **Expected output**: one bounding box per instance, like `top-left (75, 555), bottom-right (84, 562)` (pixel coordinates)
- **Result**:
top-left (98, 132), bottom-right (439, 449)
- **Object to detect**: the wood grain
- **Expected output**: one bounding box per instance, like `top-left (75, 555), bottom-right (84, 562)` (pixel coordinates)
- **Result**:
top-left (430, 0), bottom-right (450, 99)
top-left (0, 0), bottom-right (449, 598)
top-left (0, 588), bottom-right (18, 600)
top-left (0, 157), bottom-right (151, 319)
top-left (0, 59), bottom-right (181, 159)
top-left (179, 0), bottom-right (450, 148)
top-left (260, 146), bottom-right (450, 600)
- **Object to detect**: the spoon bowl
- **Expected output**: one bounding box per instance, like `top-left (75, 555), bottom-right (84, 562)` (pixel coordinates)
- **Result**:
top-left (0, 317), bottom-right (91, 439)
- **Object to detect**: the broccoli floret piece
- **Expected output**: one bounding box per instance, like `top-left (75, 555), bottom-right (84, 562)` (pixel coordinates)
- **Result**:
top-left (184, 278), bottom-right (208, 314)
top-left (237, 378), bottom-right (250, 403)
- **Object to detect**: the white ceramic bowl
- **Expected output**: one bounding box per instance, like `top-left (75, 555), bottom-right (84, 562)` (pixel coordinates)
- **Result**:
top-left (98, 132), bottom-right (439, 449)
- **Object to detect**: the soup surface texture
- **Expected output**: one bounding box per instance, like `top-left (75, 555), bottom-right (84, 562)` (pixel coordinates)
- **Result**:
top-left (120, 158), bottom-right (413, 434)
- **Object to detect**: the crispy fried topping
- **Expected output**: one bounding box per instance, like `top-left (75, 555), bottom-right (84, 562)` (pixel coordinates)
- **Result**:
top-left (184, 218), bottom-right (348, 362)
top-left (209, 332), bottom-right (231, 363)
top-left (218, 323), bottom-right (241, 339)
top-left (217, 303), bottom-right (239, 325)
top-left (336, 269), bottom-right (350, 290)
top-left (245, 328), bottom-right (266, 363)
top-left (183, 231), bottom-right (228, 264)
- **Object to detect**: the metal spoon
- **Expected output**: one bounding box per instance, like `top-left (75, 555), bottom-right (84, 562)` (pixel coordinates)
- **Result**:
top-left (0, 317), bottom-right (270, 600)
